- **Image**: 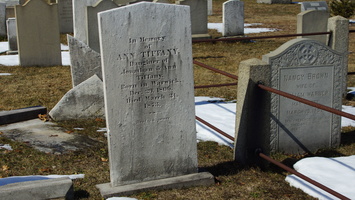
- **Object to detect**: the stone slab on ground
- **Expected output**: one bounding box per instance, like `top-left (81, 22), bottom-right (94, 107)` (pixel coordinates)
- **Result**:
top-left (96, 172), bottom-right (215, 198)
top-left (0, 177), bottom-right (73, 200)
top-left (0, 119), bottom-right (97, 154)
top-left (0, 106), bottom-right (47, 125)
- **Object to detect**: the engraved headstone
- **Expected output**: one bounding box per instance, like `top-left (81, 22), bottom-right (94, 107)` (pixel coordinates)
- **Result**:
top-left (58, 0), bottom-right (73, 33)
top-left (262, 38), bottom-right (343, 154)
top-left (6, 18), bottom-right (17, 51)
top-left (223, 0), bottom-right (244, 36)
top-left (96, 2), bottom-right (213, 197)
top-left (73, 0), bottom-right (98, 44)
top-left (87, 0), bottom-right (119, 53)
top-left (297, 10), bottom-right (329, 44)
top-left (68, 35), bottom-right (102, 87)
top-left (301, 1), bottom-right (328, 12)
top-left (0, 3), bottom-right (6, 36)
top-left (15, 0), bottom-right (62, 66)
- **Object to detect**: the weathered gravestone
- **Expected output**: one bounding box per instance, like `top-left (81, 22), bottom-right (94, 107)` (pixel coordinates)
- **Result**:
top-left (57, 0), bottom-right (73, 33)
top-left (301, 1), bottom-right (328, 12)
top-left (68, 34), bottom-right (102, 87)
top-left (96, 2), bottom-right (214, 197)
top-left (297, 10), bottom-right (329, 44)
top-left (15, 0), bottom-right (61, 66)
top-left (223, 0), bottom-right (244, 36)
top-left (87, 0), bottom-right (119, 53)
top-left (0, 3), bottom-right (6, 36)
top-left (6, 18), bottom-right (17, 51)
top-left (207, 0), bottom-right (212, 15)
top-left (176, 0), bottom-right (210, 39)
top-left (73, 0), bottom-right (98, 44)
top-left (235, 38), bottom-right (344, 165)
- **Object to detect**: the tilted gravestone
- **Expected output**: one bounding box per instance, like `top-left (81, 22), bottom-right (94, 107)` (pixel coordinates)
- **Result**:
top-left (96, 2), bottom-right (213, 197)
top-left (87, 0), bottom-right (119, 53)
top-left (15, 0), bottom-right (61, 66)
top-left (57, 0), bottom-right (73, 33)
top-left (301, 1), bottom-right (328, 12)
top-left (223, 0), bottom-right (244, 36)
top-left (176, 0), bottom-right (210, 39)
top-left (6, 18), bottom-right (17, 51)
top-left (68, 34), bottom-right (102, 87)
top-left (235, 38), bottom-right (345, 165)
top-left (73, 0), bottom-right (98, 44)
top-left (297, 10), bottom-right (329, 44)
top-left (0, 3), bottom-right (6, 36)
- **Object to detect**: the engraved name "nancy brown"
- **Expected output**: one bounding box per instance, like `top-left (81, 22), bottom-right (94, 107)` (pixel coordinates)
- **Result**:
top-left (283, 72), bottom-right (329, 82)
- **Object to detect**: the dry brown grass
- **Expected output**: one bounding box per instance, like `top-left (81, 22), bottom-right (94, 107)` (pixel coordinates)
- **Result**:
top-left (1, 0), bottom-right (355, 199)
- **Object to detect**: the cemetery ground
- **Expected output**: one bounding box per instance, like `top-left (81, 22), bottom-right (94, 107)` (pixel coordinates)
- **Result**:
top-left (1, 0), bottom-right (355, 199)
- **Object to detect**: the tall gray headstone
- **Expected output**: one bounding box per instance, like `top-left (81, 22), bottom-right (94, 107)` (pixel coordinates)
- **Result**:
top-left (223, 0), bottom-right (244, 36)
top-left (301, 1), bottom-right (328, 12)
top-left (58, 0), bottom-right (73, 33)
top-left (15, 0), bottom-right (62, 66)
top-left (262, 38), bottom-right (343, 154)
top-left (297, 10), bottom-right (329, 44)
top-left (0, 3), bottom-right (6, 36)
top-left (177, 0), bottom-right (209, 38)
top-left (6, 18), bottom-right (17, 51)
top-left (73, 0), bottom-right (98, 44)
top-left (207, 0), bottom-right (212, 15)
top-left (68, 35), bottom-right (102, 87)
top-left (87, 0), bottom-right (119, 53)
top-left (96, 2), bottom-right (213, 196)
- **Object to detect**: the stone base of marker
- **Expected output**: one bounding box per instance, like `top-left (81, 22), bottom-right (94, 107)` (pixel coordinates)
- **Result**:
top-left (192, 33), bottom-right (211, 40)
top-left (6, 50), bottom-right (18, 55)
top-left (96, 172), bottom-right (214, 198)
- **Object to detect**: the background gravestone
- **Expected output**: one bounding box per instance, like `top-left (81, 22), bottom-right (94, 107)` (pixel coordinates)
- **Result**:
top-left (73, 0), bottom-right (98, 44)
top-left (0, 3), bottom-right (5, 36)
top-left (263, 38), bottom-right (343, 154)
top-left (57, 0), bottom-right (73, 33)
top-left (223, 0), bottom-right (244, 36)
top-left (87, 0), bottom-right (119, 53)
top-left (177, 0), bottom-right (210, 38)
top-left (15, 0), bottom-right (62, 66)
top-left (6, 18), bottom-right (17, 51)
top-left (96, 2), bottom-right (213, 196)
top-left (301, 1), bottom-right (328, 12)
top-left (297, 10), bottom-right (329, 44)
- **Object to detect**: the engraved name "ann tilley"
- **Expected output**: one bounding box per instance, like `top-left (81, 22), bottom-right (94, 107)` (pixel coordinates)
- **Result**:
top-left (117, 48), bottom-right (179, 60)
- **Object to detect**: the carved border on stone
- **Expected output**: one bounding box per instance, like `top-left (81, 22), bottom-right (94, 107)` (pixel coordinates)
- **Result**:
top-left (263, 38), bottom-right (343, 152)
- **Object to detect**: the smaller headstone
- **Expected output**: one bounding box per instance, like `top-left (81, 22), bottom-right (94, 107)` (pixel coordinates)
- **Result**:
top-left (0, 3), bottom-right (6, 36)
top-left (297, 10), bottom-right (329, 44)
top-left (68, 35), bottom-right (102, 87)
top-left (257, 0), bottom-right (291, 4)
top-left (6, 18), bottom-right (17, 51)
top-left (301, 1), bottom-right (328, 12)
top-left (57, 0), bottom-right (73, 33)
top-left (223, 0), bottom-right (244, 36)
top-left (86, 0), bottom-right (119, 53)
top-left (73, 0), bottom-right (98, 44)
top-left (176, 0), bottom-right (210, 39)
top-left (207, 0), bottom-right (212, 15)
top-left (49, 74), bottom-right (105, 121)
top-left (15, 0), bottom-right (62, 66)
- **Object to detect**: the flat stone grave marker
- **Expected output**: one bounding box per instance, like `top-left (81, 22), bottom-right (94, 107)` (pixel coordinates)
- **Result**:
top-left (6, 18), bottom-right (17, 51)
top-left (301, 1), bottom-right (328, 12)
top-left (262, 38), bottom-right (344, 154)
top-left (15, 0), bottom-right (61, 66)
top-left (223, 0), bottom-right (244, 36)
top-left (297, 10), bottom-right (329, 44)
top-left (96, 2), bottom-right (213, 197)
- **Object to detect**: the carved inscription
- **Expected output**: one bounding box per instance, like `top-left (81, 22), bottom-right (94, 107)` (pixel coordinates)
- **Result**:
top-left (278, 66), bottom-right (334, 150)
top-left (119, 36), bottom-right (181, 124)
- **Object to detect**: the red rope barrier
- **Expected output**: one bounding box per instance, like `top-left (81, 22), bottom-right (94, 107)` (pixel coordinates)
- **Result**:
top-left (195, 116), bottom-right (235, 141)
top-left (194, 82), bottom-right (237, 89)
top-left (259, 152), bottom-right (351, 200)
top-left (193, 60), bottom-right (238, 80)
